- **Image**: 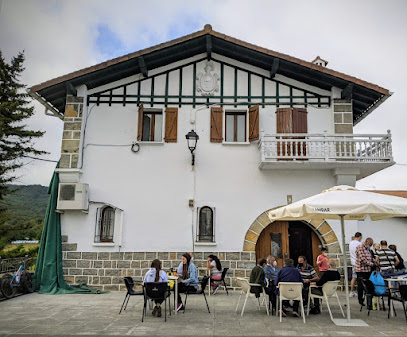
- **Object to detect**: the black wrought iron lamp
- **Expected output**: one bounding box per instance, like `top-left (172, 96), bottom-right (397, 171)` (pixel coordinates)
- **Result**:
top-left (185, 129), bottom-right (199, 166)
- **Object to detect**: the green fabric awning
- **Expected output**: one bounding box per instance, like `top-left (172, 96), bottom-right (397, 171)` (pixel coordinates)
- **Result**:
top-left (34, 163), bottom-right (105, 294)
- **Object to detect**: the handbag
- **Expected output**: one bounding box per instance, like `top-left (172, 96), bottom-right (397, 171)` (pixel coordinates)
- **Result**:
top-left (369, 271), bottom-right (386, 296)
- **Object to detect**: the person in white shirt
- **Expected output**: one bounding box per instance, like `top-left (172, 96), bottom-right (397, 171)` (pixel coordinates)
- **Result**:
top-left (349, 232), bottom-right (362, 297)
top-left (143, 259), bottom-right (168, 317)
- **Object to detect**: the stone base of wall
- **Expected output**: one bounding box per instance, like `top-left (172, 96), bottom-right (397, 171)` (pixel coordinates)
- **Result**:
top-left (62, 245), bottom-right (256, 291)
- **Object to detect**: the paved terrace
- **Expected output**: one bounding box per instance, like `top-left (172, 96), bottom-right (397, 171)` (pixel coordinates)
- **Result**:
top-left (0, 290), bottom-right (406, 337)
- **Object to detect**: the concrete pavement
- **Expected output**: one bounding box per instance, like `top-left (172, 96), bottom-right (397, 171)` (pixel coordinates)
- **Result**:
top-left (0, 290), bottom-right (406, 336)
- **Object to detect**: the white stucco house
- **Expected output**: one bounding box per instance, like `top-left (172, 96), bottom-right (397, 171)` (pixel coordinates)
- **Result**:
top-left (29, 25), bottom-right (405, 290)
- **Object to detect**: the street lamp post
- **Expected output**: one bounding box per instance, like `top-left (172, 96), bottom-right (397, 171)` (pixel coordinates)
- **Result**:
top-left (185, 130), bottom-right (199, 166)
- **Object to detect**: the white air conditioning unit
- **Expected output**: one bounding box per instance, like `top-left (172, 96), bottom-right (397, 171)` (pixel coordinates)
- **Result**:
top-left (57, 183), bottom-right (89, 211)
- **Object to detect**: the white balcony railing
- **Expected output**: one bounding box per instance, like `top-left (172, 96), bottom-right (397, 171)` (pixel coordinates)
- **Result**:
top-left (259, 131), bottom-right (393, 163)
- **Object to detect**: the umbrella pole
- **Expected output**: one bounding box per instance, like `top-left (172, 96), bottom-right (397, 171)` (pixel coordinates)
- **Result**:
top-left (340, 214), bottom-right (351, 321)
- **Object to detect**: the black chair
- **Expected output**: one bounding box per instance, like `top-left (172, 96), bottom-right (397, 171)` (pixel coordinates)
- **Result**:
top-left (184, 276), bottom-right (211, 313)
top-left (388, 284), bottom-right (407, 322)
top-left (210, 267), bottom-right (229, 295)
top-left (360, 278), bottom-right (391, 316)
top-left (142, 282), bottom-right (171, 322)
top-left (119, 277), bottom-right (144, 314)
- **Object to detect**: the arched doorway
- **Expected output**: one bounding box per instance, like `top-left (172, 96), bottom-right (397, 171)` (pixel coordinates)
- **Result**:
top-left (255, 221), bottom-right (324, 273)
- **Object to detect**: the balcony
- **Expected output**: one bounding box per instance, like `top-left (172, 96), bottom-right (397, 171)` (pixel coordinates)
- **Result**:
top-left (258, 131), bottom-right (394, 179)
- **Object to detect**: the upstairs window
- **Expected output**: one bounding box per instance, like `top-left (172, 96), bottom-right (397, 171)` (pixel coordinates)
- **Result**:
top-left (137, 104), bottom-right (178, 142)
top-left (142, 110), bottom-right (163, 141)
top-left (197, 206), bottom-right (215, 242)
top-left (225, 111), bottom-right (246, 142)
top-left (95, 206), bottom-right (115, 243)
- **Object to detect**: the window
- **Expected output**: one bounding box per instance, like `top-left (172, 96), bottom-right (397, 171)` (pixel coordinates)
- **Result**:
top-left (142, 110), bottom-right (163, 141)
top-left (95, 206), bottom-right (115, 243)
top-left (225, 111), bottom-right (246, 142)
top-left (197, 206), bottom-right (215, 242)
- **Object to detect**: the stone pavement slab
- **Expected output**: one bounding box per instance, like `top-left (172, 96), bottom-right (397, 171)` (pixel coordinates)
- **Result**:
top-left (0, 291), bottom-right (406, 336)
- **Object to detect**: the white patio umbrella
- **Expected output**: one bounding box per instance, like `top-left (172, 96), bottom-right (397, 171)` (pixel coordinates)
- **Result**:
top-left (268, 185), bottom-right (407, 326)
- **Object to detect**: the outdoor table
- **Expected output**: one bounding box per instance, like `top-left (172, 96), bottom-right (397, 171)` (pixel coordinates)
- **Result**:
top-left (168, 275), bottom-right (179, 315)
top-left (384, 276), bottom-right (407, 317)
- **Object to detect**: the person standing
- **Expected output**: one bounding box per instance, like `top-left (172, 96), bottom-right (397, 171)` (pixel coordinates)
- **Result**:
top-left (375, 240), bottom-right (400, 274)
top-left (389, 244), bottom-right (405, 271)
top-left (355, 237), bottom-right (374, 307)
top-left (349, 232), bottom-right (362, 297)
top-left (316, 248), bottom-right (329, 277)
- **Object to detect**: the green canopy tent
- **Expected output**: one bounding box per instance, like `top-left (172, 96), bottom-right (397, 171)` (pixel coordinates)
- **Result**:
top-left (34, 163), bottom-right (105, 294)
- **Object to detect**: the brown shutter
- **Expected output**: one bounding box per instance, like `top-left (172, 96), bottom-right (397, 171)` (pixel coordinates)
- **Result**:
top-left (248, 104), bottom-right (259, 141)
top-left (292, 108), bottom-right (308, 133)
top-left (276, 108), bottom-right (293, 133)
top-left (164, 107), bottom-right (178, 143)
top-left (210, 107), bottom-right (223, 143)
top-left (137, 103), bottom-right (144, 141)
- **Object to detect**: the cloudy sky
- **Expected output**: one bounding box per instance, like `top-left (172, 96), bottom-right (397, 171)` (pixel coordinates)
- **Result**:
top-left (1, 0), bottom-right (406, 189)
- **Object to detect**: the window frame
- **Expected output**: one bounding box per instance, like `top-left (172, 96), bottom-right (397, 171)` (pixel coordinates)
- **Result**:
top-left (196, 206), bottom-right (216, 243)
top-left (224, 110), bottom-right (248, 143)
top-left (140, 108), bottom-right (164, 142)
top-left (94, 206), bottom-right (116, 243)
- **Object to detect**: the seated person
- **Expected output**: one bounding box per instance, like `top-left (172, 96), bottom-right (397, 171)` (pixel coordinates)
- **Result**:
top-left (249, 258), bottom-right (266, 298)
top-left (264, 255), bottom-right (279, 313)
top-left (309, 259), bottom-right (340, 314)
top-left (206, 254), bottom-right (222, 294)
top-left (176, 253), bottom-right (198, 312)
top-left (143, 259), bottom-right (168, 317)
top-left (297, 256), bottom-right (319, 307)
top-left (274, 258), bottom-right (304, 317)
top-left (176, 252), bottom-right (193, 275)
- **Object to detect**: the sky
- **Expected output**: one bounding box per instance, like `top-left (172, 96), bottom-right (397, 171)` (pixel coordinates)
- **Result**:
top-left (0, 0), bottom-right (406, 189)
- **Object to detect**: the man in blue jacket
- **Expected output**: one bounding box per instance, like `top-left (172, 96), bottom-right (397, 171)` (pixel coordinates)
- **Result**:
top-left (274, 259), bottom-right (304, 317)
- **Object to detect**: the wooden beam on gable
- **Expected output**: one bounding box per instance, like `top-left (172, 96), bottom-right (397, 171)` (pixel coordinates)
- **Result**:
top-left (206, 35), bottom-right (212, 60)
top-left (341, 83), bottom-right (354, 100)
top-left (270, 58), bottom-right (280, 79)
top-left (66, 82), bottom-right (77, 96)
top-left (137, 56), bottom-right (148, 78)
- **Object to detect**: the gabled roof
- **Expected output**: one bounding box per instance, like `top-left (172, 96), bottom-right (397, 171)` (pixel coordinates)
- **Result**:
top-left (29, 24), bottom-right (391, 123)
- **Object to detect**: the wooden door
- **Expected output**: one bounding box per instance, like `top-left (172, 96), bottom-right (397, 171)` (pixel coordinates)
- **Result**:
top-left (255, 221), bottom-right (289, 269)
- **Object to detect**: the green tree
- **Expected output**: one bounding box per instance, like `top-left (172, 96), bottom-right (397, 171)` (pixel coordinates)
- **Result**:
top-left (0, 51), bottom-right (46, 203)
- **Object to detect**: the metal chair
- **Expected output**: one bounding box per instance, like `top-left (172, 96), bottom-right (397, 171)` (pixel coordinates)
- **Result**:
top-left (307, 281), bottom-right (344, 321)
top-left (119, 277), bottom-right (144, 314)
top-left (235, 277), bottom-right (269, 316)
top-left (184, 276), bottom-right (211, 313)
top-left (211, 267), bottom-right (229, 295)
top-left (142, 282), bottom-right (171, 322)
top-left (277, 282), bottom-right (305, 323)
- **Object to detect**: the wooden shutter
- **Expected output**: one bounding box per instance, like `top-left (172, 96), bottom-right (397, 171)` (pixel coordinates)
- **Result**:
top-left (137, 104), bottom-right (144, 141)
top-left (164, 107), bottom-right (178, 142)
top-left (248, 104), bottom-right (259, 142)
top-left (276, 108), bottom-right (307, 133)
top-left (210, 107), bottom-right (223, 143)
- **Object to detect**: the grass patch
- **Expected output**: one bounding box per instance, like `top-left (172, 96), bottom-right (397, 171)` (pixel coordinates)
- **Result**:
top-left (3, 243), bottom-right (39, 252)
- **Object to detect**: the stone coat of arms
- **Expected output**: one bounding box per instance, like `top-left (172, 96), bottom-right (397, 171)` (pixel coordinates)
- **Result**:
top-left (196, 61), bottom-right (219, 96)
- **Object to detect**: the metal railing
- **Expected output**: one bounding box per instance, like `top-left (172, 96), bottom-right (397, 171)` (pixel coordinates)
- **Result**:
top-left (259, 131), bottom-right (393, 162)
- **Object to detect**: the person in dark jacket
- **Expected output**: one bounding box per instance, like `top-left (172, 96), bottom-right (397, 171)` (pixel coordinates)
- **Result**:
top-left (389, 244), bottom-right (406, 271)
top-left (274, 259), bottom-right (304, 317)
top-left (249, 258), bottom-right (266, 298)
top-left (309, 259), bottom-right (341, 314)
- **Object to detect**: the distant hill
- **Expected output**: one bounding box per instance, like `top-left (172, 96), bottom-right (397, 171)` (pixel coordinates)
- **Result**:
top-left (0, 185), bottom-right (49, 248)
